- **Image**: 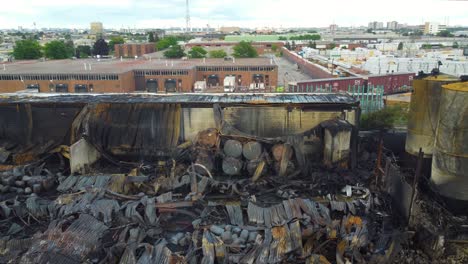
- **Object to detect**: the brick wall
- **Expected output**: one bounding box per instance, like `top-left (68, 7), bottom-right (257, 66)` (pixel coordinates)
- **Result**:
top-left (115, 44), bottom-right (156, 58)
top-left (30, 72), bottom-right (136, 93)
top-left (195, 69), bottom-right (278, 88)
top-left (0, 81), bottom-right (28, 92)
top-left (140, 74), bottom-right (195, 92)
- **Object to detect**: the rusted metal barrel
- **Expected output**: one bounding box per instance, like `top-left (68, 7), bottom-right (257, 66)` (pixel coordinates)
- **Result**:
top-left (431, 82), bottom-right (468, 201)
top-left (406, 76), bottom-right (459, 157)
top-left (243, 141), bottom-right (262, 160)
top-left (224, 140), bottom-right (243, 158)
top-left (222, 157), bottom-right (243, 176)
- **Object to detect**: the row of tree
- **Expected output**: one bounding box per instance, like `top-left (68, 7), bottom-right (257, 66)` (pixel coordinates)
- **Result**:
top-left (12, 38), bottom-right (115, 60)
top-left (278, 34), bottom-right (321, 41)
top-left (164, 41), bottom-right (258, 59)
top-left (13, 36), bottom-right (260, 60)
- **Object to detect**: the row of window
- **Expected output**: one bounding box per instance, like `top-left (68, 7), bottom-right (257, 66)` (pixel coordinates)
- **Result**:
top-left (26, 83), bottom-right (93, 93)
top-left (196, 66), bottom-right (276, 72)
top-left (0, 74), bottom-right (119, 81)
top-left (51, 84), bottom-right (93, 93)
top-left (146, 79), bottom-right (181, 92)
top-left (134, 70), bottom-right (190, 76)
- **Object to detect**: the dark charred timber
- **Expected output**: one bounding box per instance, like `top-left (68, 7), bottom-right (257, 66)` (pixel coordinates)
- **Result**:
top-left (195, 150), bottom-right (214, 173)
top-left (246, 159), bottom-right (266, 176)
top-left (271, 144), bottom-right (293, 162)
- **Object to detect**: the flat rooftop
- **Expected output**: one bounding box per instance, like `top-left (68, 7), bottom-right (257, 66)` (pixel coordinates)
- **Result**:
top-left (0, 57), bottom-right (277, 75)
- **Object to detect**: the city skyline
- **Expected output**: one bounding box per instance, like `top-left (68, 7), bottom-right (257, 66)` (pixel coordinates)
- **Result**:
top-left (0, 0), bottom-right (467, 30)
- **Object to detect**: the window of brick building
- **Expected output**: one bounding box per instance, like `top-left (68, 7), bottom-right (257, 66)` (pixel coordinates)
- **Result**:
top-left (165, 79), bottom-right (177, 92)
top-left (55, 84), bottom-right (69, 93)
top-left (146, 79), bottom-right (159, 92)
top-left (75, 84), bottom-right (88, 93)
top-left (26, 84), bottom-right (40, 89)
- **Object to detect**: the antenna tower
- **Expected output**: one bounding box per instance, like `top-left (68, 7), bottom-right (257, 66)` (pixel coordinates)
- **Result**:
top-left (186, 0), bottom-right (190, 33)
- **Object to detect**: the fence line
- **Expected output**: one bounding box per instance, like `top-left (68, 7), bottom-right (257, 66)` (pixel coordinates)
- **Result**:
top-left (347, 85), bottom-right (384, 113)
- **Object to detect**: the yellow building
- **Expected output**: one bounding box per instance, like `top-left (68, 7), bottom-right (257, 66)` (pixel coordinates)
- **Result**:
top-left (90, 22), bottom-right (104, 37)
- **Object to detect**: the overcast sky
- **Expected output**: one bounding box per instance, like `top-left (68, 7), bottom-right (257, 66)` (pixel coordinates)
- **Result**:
top-left (0, 0), bottom-right (467, 29)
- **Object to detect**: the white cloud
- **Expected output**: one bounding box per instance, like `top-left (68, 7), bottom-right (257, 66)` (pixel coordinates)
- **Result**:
top-left (0, 0), bottom-right (467, 29)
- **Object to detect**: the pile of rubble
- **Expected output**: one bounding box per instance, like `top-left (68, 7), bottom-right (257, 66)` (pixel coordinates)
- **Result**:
top-left (0, 128), bottom-right (465, 264)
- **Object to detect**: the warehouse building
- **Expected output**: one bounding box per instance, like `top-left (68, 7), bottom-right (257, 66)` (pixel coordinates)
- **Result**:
top-left (0, 58), bottom-right (278, 93)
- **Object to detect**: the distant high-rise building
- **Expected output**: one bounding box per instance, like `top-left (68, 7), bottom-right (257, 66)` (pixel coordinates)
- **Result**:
top-left (387, 21), bottom-right (398, 30)
top-left (368, 21), bottom-right (384, 30)
top-left (329, 24), bottom-right (338, 33)
top-left (424, 22), bottom-right (444, 35)
top-left (90, 22), bottom-right (104, 37)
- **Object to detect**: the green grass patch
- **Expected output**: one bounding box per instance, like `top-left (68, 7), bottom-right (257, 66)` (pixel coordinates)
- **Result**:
top-left (361, 106), bottom-right (408, 131)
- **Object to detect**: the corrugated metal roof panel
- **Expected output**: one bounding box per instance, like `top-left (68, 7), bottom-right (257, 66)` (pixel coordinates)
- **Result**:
top-left (0, 92), bottom-right (358, 106)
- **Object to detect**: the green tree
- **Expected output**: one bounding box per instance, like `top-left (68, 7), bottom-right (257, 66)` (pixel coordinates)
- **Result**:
top-left (13, 39), bottom-right (42, 60)
top-left (452, 41), bottom-right (459, 48)
top-left (65, 40), bottom-right (75, 55)
top-left (76, 45), bottom-right (92, 58)
top-left (93, 38), bottom-right (109, 56)
top-left (232, 41), bottom-right (258, 58)
top-left (271, 44), bottom-right (279, 52)
top-left (44, 40), bottom-right (74, 59)
top-left (437, 30), bottom-right (454, 37)
top-left (278, 36), bottom-right (288, 41)
top-left (148, 32), bottom-right (155, 42)
top-left (164, 45), bottom-right (185, 58)
top-left (397, 42), bottom-right (404, 50)
top-left (289, 34), bottom-right (321, 41)
top-left (421, 44), bottom-right (432, 49)
top-left (156, 36), bottom-right (178, 50)
top-left (209, 49), bottom-right (227, 58)
top-left (108, 36), bottom-right (125, 49)
top-left (329, 43), bottom-right (337, 49)
top-left (188, 46), bottom-right (207, 58)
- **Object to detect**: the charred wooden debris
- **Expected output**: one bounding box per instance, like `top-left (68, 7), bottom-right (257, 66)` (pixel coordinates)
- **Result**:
top-left (0, 94), bottom-right (466, 263)
top-left (0, 132), bottom-right (398, 264)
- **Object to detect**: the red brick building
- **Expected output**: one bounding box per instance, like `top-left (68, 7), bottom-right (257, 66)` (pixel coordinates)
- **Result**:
top-left (0, 58), bottom-right (278, 93)
top-left (114, 43), bottom-right (156, 58)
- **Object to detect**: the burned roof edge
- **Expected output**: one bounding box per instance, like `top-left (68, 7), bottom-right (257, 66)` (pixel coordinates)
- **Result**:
top-left (0, 93), bottom-right (359, 106)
